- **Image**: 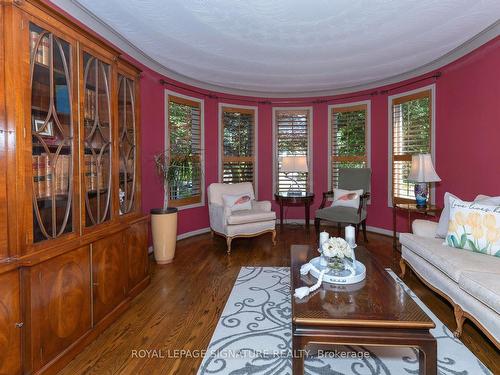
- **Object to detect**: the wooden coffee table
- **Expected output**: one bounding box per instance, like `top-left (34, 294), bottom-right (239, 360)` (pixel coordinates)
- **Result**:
top-left (291, 244), bottom-right (437, 375)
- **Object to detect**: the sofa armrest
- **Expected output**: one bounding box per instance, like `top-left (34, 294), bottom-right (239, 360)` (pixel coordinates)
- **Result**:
top-left (412, 219), bottom-right (438, 238)
top-left (252, 200), bottom-right (271, 212)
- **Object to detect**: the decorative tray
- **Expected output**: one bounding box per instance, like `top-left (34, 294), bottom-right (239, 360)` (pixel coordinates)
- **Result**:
top-left (308, 256), bottom-right (366, 285)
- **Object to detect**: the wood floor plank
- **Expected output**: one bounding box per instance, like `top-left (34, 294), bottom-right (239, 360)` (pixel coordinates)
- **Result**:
top-left (57, 225), bottom-right (500, 374)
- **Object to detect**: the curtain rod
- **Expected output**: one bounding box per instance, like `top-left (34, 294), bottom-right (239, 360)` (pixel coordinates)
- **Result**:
top-left (159, 71), bottom-right (441, 105)
top-left (379, 72), bottom-right (442, 95)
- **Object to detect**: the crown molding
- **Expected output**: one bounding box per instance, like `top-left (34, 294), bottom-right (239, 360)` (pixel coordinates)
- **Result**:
top-left (53, 0), bottom-right (499, 98)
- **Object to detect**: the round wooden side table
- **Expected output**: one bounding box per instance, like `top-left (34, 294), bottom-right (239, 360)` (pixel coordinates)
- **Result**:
top-left (274, 192), bottom-right (315, 228)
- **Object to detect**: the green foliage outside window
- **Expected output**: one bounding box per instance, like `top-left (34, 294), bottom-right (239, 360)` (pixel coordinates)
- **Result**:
top-left (334, 110), bottom-right (366, 157)
top-left (393, 95), bottom-right (431, 200)
top-left (154, 100), bottom-right (202, 208)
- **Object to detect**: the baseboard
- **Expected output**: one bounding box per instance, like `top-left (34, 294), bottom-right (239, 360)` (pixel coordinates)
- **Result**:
top-left (281, 218), bottom-right (307, 224)
top-left (366, 225), bottom-right (395, 237)
top-left (148, 227), bottom-right (211, 253)
top-left (168, 223), bottom-right (396, 243)
top-left (309, 219), bottom-right (396, 237)
top-left (177, 227), bottom-right (211, 240)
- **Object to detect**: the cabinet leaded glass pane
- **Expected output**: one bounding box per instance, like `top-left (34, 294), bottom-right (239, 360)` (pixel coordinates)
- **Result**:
top-left (118, 75), bottom-right (136, 214)
top-left (83, 53), bottom-right (112, 226)
top-left (30, 23), bottom-right (73, 242)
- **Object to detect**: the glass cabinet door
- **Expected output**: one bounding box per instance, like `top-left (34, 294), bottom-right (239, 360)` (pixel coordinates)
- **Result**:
top-left (82, 52), bottom-right (112, 227)
top-left (30, 23), bottom-right (73, 242)
top-left (117, 74), bottom-right (136, 215)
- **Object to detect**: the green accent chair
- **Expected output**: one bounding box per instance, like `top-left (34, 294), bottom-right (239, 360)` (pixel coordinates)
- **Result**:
top-left (315, 168), bottom-right (371, 242)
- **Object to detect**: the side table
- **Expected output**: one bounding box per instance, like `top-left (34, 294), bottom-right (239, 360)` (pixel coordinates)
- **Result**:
top-left (274, 192), bottom-right (314, 228)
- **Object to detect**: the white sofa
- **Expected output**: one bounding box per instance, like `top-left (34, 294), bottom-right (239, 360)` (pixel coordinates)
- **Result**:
top-left (208, 182), bottom-right (276, 253)
top-left (399, 220), bottom-right (500, 348)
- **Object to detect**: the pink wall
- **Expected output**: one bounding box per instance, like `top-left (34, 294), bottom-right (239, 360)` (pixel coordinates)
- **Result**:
top-left (138, 37), bottom-right (500, 236)
top-left (40, 2), bottom-right (500, 236)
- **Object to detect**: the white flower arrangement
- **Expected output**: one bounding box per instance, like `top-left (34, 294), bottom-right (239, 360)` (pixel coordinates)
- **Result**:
top-left (322, 237), bottom-right (353, 259)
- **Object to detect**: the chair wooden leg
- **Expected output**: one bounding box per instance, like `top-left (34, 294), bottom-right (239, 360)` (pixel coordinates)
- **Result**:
top-left (337, 223), bottom-right (341, 236)
top-left (314, 218), bottom-right (320, 234)
top-left (454, 304), bottom-right (465, 338)
top-left (271, 230), bottom-right (277, 246)
top-left (362, 220), bottom-right (368, 242)
top-left (355, 224), bottom-right (360, 242)
top-left (226, 237), bottom-right (232, 254)
top-left (399, 257), bottom-right (406, 278)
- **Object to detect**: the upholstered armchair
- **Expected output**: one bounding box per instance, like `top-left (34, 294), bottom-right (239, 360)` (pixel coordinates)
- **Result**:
top-left (208, 182), bottom-right (277, 253)
top-left (315, 168), bottom-right (371, 242)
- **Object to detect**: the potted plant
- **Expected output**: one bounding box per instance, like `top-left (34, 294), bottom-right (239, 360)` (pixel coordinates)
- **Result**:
top-left (151, 149), bottom-right (201, 264)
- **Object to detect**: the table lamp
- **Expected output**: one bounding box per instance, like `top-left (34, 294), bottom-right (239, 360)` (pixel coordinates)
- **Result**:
top-left (407, 154), bottom-right (441, 208)
top-left (281, 156), bottom-right (308, 195)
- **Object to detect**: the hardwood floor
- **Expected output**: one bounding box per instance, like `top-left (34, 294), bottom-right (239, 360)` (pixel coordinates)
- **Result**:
top-left (58, 225), bottom-right (499, 374)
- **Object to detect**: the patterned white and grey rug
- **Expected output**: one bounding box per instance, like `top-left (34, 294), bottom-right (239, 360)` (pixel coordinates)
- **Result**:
top-left (197, 267), bottom-right (491, 375)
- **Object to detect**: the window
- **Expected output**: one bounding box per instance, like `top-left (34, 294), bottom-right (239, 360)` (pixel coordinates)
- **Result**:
top-left (273, 108), bottom-right (312, 194)
top-left (165, 93), bottom-right (204, 208)
top-left (329, 102), bottom-right (370, 190)
top-left (220, 105), bottom-right (257, 188)
top-left (390, 87), bottom-right (434, 204)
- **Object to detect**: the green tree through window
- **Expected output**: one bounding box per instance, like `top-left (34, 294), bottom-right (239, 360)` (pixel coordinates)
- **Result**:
top-left (331, 104), bottom-right (368, 189)
top-left (392, 90), bottom-right (432, 203)
top-left (221, 107), bottom-right (255, 185)
top-left (168, 96), bottom-right (202, 206)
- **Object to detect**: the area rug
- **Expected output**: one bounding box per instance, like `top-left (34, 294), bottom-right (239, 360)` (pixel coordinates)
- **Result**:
top-left (197, 267), bottom-right (491, 375)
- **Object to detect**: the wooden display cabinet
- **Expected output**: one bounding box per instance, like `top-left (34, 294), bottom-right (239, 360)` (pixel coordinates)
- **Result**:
top-left (0, 1), bottom-right (150, 374)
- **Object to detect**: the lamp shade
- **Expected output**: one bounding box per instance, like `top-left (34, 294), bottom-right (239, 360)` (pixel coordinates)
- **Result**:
top-left (281, 156), bottom-right (308, 173)
top-left (407, 154), bottom-right (441, 183)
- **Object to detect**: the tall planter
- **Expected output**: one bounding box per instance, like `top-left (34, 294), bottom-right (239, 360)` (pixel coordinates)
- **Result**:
top-left (150, 207), bottom-right (178, 264)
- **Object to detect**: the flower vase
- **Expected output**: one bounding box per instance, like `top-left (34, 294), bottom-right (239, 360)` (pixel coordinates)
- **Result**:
top-left (324, 256), bottom-right (348, 276)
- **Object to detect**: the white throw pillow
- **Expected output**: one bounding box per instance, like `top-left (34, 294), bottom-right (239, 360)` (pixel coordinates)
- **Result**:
top-left (436, 192), bottom-right (458, 238)
top-left (474, 194), bottom-right (500, 206)
top-left (331, 189), bottom-right (363, 209)
top-left (446, 197), bottom-right (500, 257)
top-left (222, 193), bottom-right (252, 212)
top-left (436, 193), bottom-right (500, 238)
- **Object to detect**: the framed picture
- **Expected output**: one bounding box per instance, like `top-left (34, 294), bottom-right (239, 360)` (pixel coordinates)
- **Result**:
top-left (33, 119), bottom-right (54, 137)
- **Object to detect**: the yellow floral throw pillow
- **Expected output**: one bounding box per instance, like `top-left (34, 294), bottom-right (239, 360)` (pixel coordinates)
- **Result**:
top-left (446, 197), bottom-right (500, 257)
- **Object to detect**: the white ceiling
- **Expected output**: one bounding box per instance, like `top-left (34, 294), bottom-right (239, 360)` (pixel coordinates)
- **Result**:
top-left (67, 0), bottom-right (500, 95)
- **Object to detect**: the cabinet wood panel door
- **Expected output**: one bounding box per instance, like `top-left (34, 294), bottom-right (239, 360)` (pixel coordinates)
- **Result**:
top-left (29, 246), bottom-right (91, 369)
top-left (126, 221), bottom-right (149, 290)
top-left (92, 232), bottom-right (128, 324)
top-left (0, 271), bottom-right (22, 375)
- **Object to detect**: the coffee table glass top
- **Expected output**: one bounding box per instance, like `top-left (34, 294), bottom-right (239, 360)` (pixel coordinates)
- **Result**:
top-left (291, 245), bottom-right (434, 329)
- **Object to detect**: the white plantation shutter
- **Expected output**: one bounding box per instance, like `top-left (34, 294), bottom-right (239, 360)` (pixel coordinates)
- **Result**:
top-left (391, 90), bottom-right (432, 203)
top-left (168, 95), bottom-right (202, 206)
top-left (221, 107), bottom-right (255, 185)
top-left (275, 109), bottom-right (310, 193)
top-left (331, 104), bottom-right (368, 189)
